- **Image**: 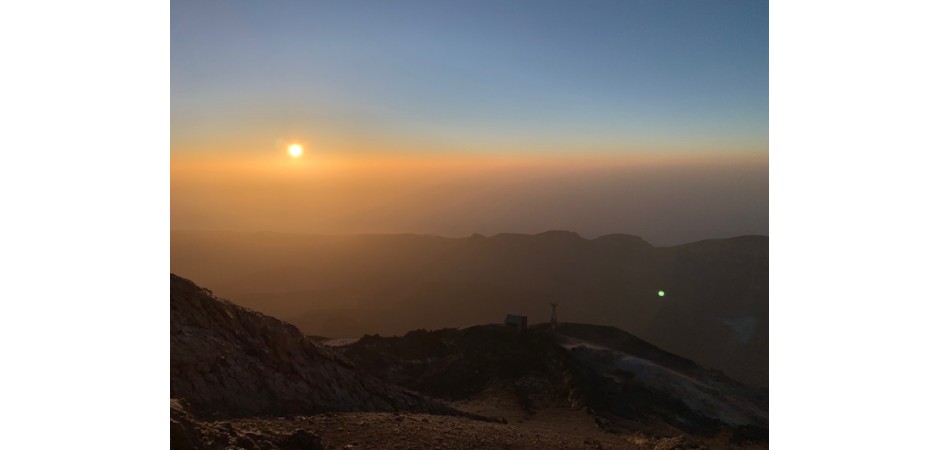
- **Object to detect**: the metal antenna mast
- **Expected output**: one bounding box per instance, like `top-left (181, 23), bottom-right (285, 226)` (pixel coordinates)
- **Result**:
top-left (549, 303), bottom-right (558, 328)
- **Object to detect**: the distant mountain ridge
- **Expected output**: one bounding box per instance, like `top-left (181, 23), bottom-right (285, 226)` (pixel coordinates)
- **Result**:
top-left (171, 230), bottom-right (768, 386)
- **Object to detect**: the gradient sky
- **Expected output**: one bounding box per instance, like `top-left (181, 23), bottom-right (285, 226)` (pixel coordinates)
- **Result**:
top-left (171, 0), bottom-right (768, 245)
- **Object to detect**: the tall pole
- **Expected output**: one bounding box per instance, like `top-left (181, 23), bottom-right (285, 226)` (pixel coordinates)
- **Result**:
top-left (550, 303), bottom-right (558, 328)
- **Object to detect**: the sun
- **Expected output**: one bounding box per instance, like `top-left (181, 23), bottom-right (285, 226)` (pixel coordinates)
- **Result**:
top-left (288, 144), bottom-right (303, 158)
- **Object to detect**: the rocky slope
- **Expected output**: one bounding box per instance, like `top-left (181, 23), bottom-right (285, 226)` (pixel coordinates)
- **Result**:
top-left (171, 398), bottom-right (327, 450)
top-left (170, 275), bottom-right (766, 448)
top-left (337, 324), bottom-right (767, 438)
top-left (170, 274), bottom-right (465, 418)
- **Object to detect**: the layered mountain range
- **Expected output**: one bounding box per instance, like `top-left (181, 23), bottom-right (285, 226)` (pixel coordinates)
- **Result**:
top-left (171, 230), bottom-right (767, 386)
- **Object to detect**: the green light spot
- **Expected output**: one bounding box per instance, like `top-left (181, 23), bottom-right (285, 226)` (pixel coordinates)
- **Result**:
top-left (658, 290), bottom-right (665, 297)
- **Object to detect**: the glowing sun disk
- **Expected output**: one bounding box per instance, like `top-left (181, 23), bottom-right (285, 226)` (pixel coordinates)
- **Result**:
top-left (288, 144), bottom-right (303, 158)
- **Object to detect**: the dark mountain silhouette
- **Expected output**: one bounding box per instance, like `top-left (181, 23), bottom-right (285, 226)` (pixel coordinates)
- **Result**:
top-left (170, 274), bottom-right (469, 419)
top-left (337, 323), bottom-right (767, 437)
top-left (171, 230), bottom-right (767, 386)
top-left (170, 275), bottom-right (766, 448)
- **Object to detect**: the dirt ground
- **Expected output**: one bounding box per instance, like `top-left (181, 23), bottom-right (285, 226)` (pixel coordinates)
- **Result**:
top-left (219, 408), bottom-right (766, 450)
top-left (230, 411), bottom-right (645, 450)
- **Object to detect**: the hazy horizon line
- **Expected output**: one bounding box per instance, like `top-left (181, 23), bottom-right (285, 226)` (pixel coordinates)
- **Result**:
top-left (170, 228), bottom-right (768, 247)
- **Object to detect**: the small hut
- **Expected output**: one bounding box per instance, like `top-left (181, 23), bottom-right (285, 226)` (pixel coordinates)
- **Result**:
top-left (504, 314), bottom-right (528, 331)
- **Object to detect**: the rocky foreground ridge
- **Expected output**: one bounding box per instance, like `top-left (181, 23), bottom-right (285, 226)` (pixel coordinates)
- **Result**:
top-left (171, 274), bottom-right (767, 449)
top-left (171, 273), bottom-right (466, 418)
top-left (339, 324), bottom-right (767, 437)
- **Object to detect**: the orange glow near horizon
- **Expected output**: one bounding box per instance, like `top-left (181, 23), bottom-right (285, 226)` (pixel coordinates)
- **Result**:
top-left (170, 149), bottom-right (767, 245)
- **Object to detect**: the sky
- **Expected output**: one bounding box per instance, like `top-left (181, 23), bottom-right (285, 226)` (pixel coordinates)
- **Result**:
top-left (171, 0), bottom-right (768, 245)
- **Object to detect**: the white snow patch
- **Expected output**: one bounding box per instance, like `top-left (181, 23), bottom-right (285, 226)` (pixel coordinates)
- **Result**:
top-left (558, 335), bottom-right (766, 425)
